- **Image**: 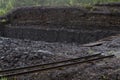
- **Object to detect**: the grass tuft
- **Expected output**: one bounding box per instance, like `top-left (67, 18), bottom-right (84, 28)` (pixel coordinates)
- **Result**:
top-left (0, 77), bottom-right (7, 80)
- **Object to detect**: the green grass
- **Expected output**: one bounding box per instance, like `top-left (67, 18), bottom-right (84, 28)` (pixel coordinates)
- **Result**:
top-left (0, 0), bottom-right (120, 15)
top-left (0, 78), bottom-right (7, 80)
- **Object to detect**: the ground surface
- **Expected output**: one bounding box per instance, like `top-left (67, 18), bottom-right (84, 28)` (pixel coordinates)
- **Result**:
top-left (0, 34), bottom-right (120, 80)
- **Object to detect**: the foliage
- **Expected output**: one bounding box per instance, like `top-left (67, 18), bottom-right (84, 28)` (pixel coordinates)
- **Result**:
top-left (0, 0), bottom-right (15, 15)
top-left (0, 77), bottom-right (7, 80)
top-left (0, 0), bottom-right (120, 15)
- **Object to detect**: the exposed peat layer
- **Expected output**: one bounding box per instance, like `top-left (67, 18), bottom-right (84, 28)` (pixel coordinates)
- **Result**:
top-left (0, 2), bottom-right (120, 80)
top-left (0, 2), bottom-right (120, 43)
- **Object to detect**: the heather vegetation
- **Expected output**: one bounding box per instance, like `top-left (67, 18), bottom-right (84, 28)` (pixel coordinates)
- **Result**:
top-left (0, 0), bottom-right (120, 15)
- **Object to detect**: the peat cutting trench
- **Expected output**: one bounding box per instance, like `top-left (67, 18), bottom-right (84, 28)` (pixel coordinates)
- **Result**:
top-left (0, 4), bottom-right (120, 44)
top-left (0, 3), bottom-right (120, 80)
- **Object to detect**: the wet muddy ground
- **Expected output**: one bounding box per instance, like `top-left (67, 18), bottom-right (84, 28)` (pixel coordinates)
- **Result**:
top-left (0, 34), bottom-right (120, 80)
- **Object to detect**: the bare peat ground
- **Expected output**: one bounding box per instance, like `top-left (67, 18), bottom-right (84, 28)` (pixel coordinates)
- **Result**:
top-left (0, 2), bottom-right (120, 80)
top-left (0, 34), bottom-right (120, 80)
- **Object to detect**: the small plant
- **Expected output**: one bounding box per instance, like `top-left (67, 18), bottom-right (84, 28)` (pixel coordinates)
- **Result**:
top-left (108, 50), bottom-right (115, 55)
top-left (88, 49), bottom-right (95, 54)
top-left (0, 77), bottom-right (7, 80)
top-left (0, 19), bottom-right (7, 23)
top-left (99, 75), bottom-right (109, 80)
top-left (0, 0), bottom-right (16, 16)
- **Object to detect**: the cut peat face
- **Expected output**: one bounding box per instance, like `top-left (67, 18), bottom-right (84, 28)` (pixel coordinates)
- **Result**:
top-left (0, 6), bottom-right (120, 44)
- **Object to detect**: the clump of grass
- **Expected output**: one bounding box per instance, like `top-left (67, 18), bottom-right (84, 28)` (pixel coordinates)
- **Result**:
top-left (0, 77), bottom-right (7, 80)
top-left (0, 9), bottom-right (6, 16)
top-left (0, 0), bottom-right (15, 16)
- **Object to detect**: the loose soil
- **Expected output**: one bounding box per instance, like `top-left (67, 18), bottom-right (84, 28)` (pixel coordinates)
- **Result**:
top-left (0, 34), bottom-right (120, 80)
